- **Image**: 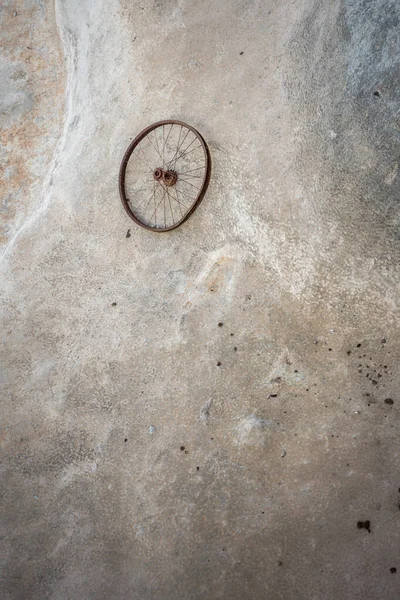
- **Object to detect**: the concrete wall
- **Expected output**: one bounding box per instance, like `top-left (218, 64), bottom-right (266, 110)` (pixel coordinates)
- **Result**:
top-left (1, 1), bottom-right (400, 598)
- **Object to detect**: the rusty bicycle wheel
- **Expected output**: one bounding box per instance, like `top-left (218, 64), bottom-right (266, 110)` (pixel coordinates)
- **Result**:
top-left (119, 120), bottom-right (211, 232)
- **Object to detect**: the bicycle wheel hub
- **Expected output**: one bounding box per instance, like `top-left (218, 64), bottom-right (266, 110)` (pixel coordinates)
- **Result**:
top-left (153, 168), bottom-right (178, 187)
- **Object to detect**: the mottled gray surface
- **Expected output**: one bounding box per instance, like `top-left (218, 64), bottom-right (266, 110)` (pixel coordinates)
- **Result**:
top-left (1, 1), bottom-right (400, 599)
top-left (0, 0), bottom-right (64, 246)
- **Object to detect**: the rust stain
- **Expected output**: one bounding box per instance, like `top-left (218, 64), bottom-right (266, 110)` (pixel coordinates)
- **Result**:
top-left (205, 257), bottom-right (232, 292)
top-left (0, 1), bottom-right (65, 248)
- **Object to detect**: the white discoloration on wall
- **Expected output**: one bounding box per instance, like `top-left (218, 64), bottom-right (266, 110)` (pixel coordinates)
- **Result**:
top-left (234, 414), bottom-right (273, 446)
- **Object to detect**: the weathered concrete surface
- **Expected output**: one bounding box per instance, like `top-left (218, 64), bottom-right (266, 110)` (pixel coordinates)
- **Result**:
top-left (1, 1), bottom-right (400, 598)
top-left (0, 0), bottom-right (64, 247)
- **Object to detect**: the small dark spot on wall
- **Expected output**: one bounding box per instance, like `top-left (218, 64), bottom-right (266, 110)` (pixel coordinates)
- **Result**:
top-left (347, 350), bottom-right (351, 355)
top-left (390, 567), bottom-right (397, 574)
top-left (382, 338), bottom-right (386, 343)
top-left (217, 362), bottom-right (222, 367)
top-left (374, 90), bottom-right (380, 97)
top-left (197, 466), bottom-right (200, 471)
top-left (270, 394), bottom-right (277, 398)
top-left (357, 343), bottom-right (362, 348)
top-left (234, 347), bottom-right (237, 351)
top-left (126, 229), bottom-right (131, 238)
top-left (357, 520), bottom-right (371, 533)
top-left (278, 561), bottom-right (283, 566)
top-left (180, 446), bottom-right (185, 451)
top-left (384, 398), bottom-right (394, 405)
top-left (329, 348), bottom-right (332, 351)
top-left (124, 438), bottom-right (128, 442)
top-left (218, 322), bottom-right (223, 327)
top-left (240, 51), bottom-right (244, 55)
top-left (111, 302), bottom-right (117, 307)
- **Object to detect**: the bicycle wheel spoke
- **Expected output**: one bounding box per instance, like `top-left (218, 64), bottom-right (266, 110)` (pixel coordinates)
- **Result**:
top-left (163, 123), bottom-right (173, 157)
top-left (132, 148), bottom-right (154, 172)
top-left (167, 183), bottom-right (175, 224)
top-left (149, 186), bottom-right (166, 225)
top-left (177, 177), bottom-right (202, 190)
top-left (171, 136), bottom-right (197, 165)
top-left (171, 186), bottom-right (191, 209)
top-left (175, 184), bottom-right (197, 203)
top-left (165, 186), bottom-right (184, 219)
top-left (170, 127), bottom-right (191, 168)
top-left (173, 144), bottom-right (203, 166)
top-left (153, 128), bottom-right (163, 162)
top-left (178, 166), bottom-right (206, 174)
top-left (163, 181), bottom-right (167, 228)
top-left (148, 130), bottom-right (165, 167)
top-left (138, 181), bottom-right (157, 214)
top-left (173, 133), bottom-right (194, 169)
top-left (168, 125), bottom-right (183, 166)
top-left (162, 126), bottom-right (165, 167)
